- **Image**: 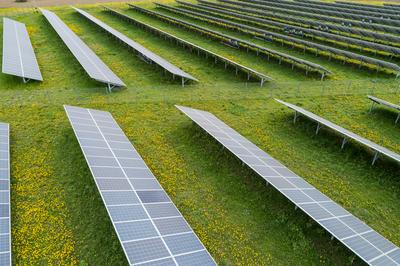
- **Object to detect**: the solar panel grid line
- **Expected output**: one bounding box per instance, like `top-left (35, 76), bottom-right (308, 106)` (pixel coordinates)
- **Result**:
top-left (177, 1), bottom-right (400, 57)
top-left (72, 7), bottom-right (197, 87)
top-left (368, 96), bottom-right (400, 124)
top-left (217, 0), bottom-right (400, 35)
top-left (232, 0), bottom-right (400, 27)
top-left (103, 6), bottom-right (273, 85)
top-left (155, 3), bottom-right (400, 75)
top-left (40, 9), bottom-right (125, 91)
top-left (129, 5), bottom-right (332, 78)
top-left (197, 0), bottom-right (400, 46)
top-left (2, 18), bottom-right (42, 82)
top-left (0, 123), bottom-right (11, 266)
top-left (64, 105), bottom-right (216, 266)
top-left (176, 105), bottom-right (400, 265)
top-left (275, 99), bottom-right (400, 165)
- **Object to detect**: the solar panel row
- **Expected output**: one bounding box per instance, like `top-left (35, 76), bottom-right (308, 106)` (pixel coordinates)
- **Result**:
top-left (368, 96), bottom-right (400, 124)
top-left (103, 6), bottom-right (273, 85)
top-left (64, 105), bottom-right (216, 266)
top-left (40, 9), bottom-right (125, 91)
top-left (276, 99), bottom-right (400, 165)
top-left (73, 7), bottom-right (197, 86)
top-left (2, 18), bottom-right (42, 83)
top-left (0, 123), bottom-right (11, 266)
top-left (176, 105), bottom-right (400, 266)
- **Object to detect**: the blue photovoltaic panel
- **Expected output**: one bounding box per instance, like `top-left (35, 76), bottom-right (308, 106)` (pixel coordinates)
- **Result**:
top-left (2, 18), bottom-right (42, 82)
top-left (40, 9), bottom-right (125, 89)
top-left (0, 123), bottom-right (11, 266)
top-left (73, 7), bottom-right (197, 86)
top-left (64, 105), bottom-right (215, 266)
top-left (276, 99), bottom-right (400, 165)
top-left (368, 96), bottom-right (400, 124)
top-left (176, 105), bottom-right (400, 266)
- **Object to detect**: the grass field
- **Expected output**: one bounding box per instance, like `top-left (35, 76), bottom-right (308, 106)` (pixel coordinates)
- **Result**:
top-left (0, 1), bottom-right (399, 265)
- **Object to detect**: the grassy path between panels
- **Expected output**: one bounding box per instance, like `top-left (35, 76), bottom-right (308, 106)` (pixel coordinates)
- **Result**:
top-left (0, 1), bottom-right (399, 265)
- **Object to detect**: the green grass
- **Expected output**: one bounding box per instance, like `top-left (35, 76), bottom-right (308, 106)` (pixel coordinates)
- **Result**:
top-left (0, 2), bottom-right (399, 265)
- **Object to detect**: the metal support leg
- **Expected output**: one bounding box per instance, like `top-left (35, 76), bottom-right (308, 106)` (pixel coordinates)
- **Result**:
top-left (341, 138), bottom-right (348, 149)
top-left (315, 123), bottom-right (323, 135)
top-left (395, 113), bottom-right (400, 124)
top-left (371, 152), bottom-right (379, 165)
top-left (293, 111), bottom-right (298, 124)
top-left (369, 102), bottom-right (376, 113)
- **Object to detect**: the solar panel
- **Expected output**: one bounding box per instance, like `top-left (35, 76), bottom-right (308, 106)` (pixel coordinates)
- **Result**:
top-left (368, 96), bottom-right (400, 124)
top-left (276, 99), bottom-right (400, 165)
top-left (0, 123), bottom-right (11, 266)
top-left (73, 7), bottom-right (197, 86)
top-left (40, 9), bottom-right (125, 92)
top-left (176, 105), bottom-right (400, 266)
top-left (64, 105), bottom-right (215, 266)
top-left (2, 18), bottom-right (42, 83)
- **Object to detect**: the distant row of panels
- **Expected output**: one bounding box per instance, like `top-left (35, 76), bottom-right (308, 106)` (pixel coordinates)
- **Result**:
top-left (0, 96), bottom-right (398, 265)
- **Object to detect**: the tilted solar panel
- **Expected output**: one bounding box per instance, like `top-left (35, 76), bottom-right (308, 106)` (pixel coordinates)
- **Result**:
top-left (64, 105), bottom-right (215, 266)
top-left (73, 7), bottom-right (197, 86)
top-left (368, 96), bottom-right (400, 124)
top-left (2, 18), bottom-right (42, 82)
top-left (40, 9), bottom-right (125, 91)
top-left (0, 123), bottom-right (11, 266)
top-left (176, 105), bottom-right (400, 266)
top-left (276, 99), bottom-right (400, 165)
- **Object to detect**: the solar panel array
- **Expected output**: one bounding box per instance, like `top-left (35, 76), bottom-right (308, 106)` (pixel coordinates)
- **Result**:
top-left (40, 9), bottom-right (125, 90)
top-left (130, 5), bottom-right (332, 78)
top-left (276, 99), bottom-right (400, 165)
top-left (0, 123), bottom-right (11, 266)
top-left (103, 6), bottom-right (272, 85)
top-left (73, 7), bottom-right (197, 86)
top-left (155, 3), bottom-right (400, 75)
top-left (176, 105), bottom-right (400, 266)
top-left (2, 18), bottom-right (42, 82)
top-left (177, 1), bottom-right (400, 57)
top-left (368, 96), bottom-right (400, 124)
top-left (64, 105), bottom-right (215, 266)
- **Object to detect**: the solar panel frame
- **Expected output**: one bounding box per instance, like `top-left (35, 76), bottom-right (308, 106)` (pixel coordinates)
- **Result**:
top-left (368, 96), bottom-right (400, 124)
top-left (0, 123), bottom-right (11, 266)
top-left (73, 7), bottom-right (197, 86)
top-left (64, 105), bottom-right (215, 266)
top-left (176, 105), bottom-right (400, 266)
top-left (275, 99), bottom-right (400, 165)
top-left (2, 18), bottom-right (42, 82)
top-left (40, 9), bottom-right (125, 91)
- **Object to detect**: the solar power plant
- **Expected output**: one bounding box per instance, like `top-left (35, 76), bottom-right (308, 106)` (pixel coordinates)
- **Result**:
top-left (130, 5), bottom-right (332, 79)
top-left (368, 96), bottom-right (400, 124)
top-left (103, 6), bottom-right (272, 85)
top-left (275, 99), bottom-right (400, 165)
top-left (64, 105), bottom-right (215, 266)
top-left (196, 0), bottom-right (400, 45)
top-left (40, 9), bottom-right (125, 91)
top-left (0, 123), bottom-right (11, 266)
top-left (176, 105), bottom-right (400, 266)
top-left (217, 0), bottom-right (400, 35)
top-left (73, 7), bottom-right (197, 86)
top-left (177, 1), bottom-right (400, 57)
top-left (155, 3), bottom-right (400, 75)
top-left (230, 0), bottom-right (400, 27)
top-left (2, 18), bottom-right (42, 83)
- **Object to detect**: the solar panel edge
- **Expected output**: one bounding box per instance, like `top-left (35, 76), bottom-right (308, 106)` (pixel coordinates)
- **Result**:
top-left (175, 105), bottom-right (400, 265)
top-left (64, 105), bottom-right (216, 266)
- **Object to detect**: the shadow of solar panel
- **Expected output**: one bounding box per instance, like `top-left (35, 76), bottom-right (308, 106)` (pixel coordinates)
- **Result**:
top-left (176, 105), bottom-right (400, 266)
top-left (2, 18), bottom-right (42, 82)
top-left (64, 105), bottom-right (215, 265)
